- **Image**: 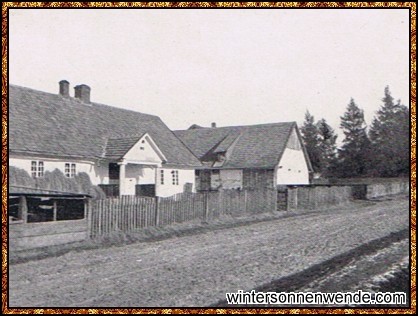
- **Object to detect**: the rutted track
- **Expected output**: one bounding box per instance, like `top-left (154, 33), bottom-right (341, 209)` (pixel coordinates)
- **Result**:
top-left (9, 196), bottom-right (409, 307)
top-left (212, 229), bottom-right (409, 307)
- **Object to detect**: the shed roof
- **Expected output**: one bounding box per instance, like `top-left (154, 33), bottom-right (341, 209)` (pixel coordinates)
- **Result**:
top-left (9, 185), bottom-right (91, 198)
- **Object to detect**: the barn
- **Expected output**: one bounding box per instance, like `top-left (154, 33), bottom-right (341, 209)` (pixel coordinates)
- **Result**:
top-left (174, 122), bottom-right (313, 191)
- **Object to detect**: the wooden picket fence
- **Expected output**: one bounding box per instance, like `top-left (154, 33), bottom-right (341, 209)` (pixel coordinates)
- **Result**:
top-left (286, 185), bottom-right (353, 211)
top-left (89, 181), bottom-right (409, 238)
top-left (89, 188), bottom-right (277, 238)
top-left (90, 196), bottom-right (156, 237)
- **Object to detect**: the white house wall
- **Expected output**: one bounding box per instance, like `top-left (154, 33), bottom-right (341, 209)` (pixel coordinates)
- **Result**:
top-left (9, 156), bottom-right (109, 186)
top-left (124, 137), bottom-right (162, 164)
top-left (156, 168), bottom-right (195, 198)
top-left (275, 127), bottom-right (310, 185)
top-left (123, 165), bottom-right (156, 195)
top-left (276, 149), bottom-right (310, 185)
top-left (10, 156), bottom-right (197, 198)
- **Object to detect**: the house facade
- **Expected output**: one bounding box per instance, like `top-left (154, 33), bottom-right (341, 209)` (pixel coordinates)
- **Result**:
top-left (174, 122), bottom-right (313, 191)
top-left (9, 81), bottom-right (201, 197)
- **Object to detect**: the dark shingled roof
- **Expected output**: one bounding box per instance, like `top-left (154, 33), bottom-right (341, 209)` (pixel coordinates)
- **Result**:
top-left (175, 122), bottom-right (308, 169)
top-left (9, 84), bottom-right (201, 167)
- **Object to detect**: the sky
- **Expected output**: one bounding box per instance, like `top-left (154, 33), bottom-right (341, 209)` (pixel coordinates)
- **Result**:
top-left (9, 9), bottom-right (410, 141)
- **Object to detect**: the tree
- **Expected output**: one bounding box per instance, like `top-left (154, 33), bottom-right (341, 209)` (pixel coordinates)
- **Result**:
top-left (316, 118), bottom-right (338, 176)
top-left (369, 86), bottom-right (410, 177)
top-left (300, 111), bottom-right (321, 173)
top-left (337, 98), bottom-right (371, 177)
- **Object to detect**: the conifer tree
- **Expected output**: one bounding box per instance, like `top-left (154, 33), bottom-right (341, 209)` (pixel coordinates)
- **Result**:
top-left (300, 111), bottom-right (321, 173)
top-left (369, 86), bottom-right (409, 176)
top-left (337, 98), bottom-right (371, 177)
top-left (316, 118), bottom-right (338, 176)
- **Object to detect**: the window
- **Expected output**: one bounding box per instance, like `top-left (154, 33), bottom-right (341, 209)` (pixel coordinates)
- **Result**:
top-left (160, 170), bottom-right (164, 185)
top-left (31, 161), bottom-right (44, 178)
top-left (171, 170), bottom-right (179, 185)
top-left (65, 163), bottom-right (70, 177)
top-left (31, 161), bottom-right (37, 178)
top-left (65, 163), bottom-right (76, 178)
top-left (71, 163), bottom-right (76, 177)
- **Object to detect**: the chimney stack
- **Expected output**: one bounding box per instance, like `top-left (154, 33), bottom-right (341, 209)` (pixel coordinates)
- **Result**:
top-left (211, 122), bottom-right (217, 128)
top-left (74, 84), bottom-right (91, 103)
top-left (59, 80), bottom-right (70, 98)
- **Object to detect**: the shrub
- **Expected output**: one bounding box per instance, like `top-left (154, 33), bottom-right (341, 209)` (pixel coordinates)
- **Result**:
top-left (9, 166), bottom-right (36, 187)
top-left (9, 166), bottom-right (105, 199)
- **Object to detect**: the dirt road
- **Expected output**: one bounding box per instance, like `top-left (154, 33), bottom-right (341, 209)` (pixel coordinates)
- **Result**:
top-left (9, 196), bottom-right (409, 307)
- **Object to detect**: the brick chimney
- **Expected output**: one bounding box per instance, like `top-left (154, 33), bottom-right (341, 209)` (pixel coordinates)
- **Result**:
top-left (211, 122), bottom-right (217, 128)
top-left (74, 84), bottom-right (91, 103)
top-left (59, 80), bottom-right (70, 98)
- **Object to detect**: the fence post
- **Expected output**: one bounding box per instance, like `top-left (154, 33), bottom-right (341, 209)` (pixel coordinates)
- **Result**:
top-left (53, 200), bottom-right (58, 221)
top-left (285, 188), bottom-right (288, 212)
top-left (18, 196), bottom-right (28, 223)
top-left (87, 199), bottom-right (92, 239)
top-left (155, 196), bottom-right (160, 226)
top-left (286, 188), bottom-right (290, 211)
top-left (244, 189), bottom-right (248, 213)
top-left (203, 192), bottom-right (209, 222)
top-left (273, 189), bottom-right (278, 213)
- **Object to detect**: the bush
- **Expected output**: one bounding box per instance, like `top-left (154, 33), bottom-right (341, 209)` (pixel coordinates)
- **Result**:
top-left (9, 166), bottom-right (35, 187)
top-left (88, 186), bottom-right (107, 200)
top-left (9, 166), bottom-right (105, 199)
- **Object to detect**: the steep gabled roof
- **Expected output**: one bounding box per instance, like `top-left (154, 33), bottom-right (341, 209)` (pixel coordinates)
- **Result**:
top-left (175, 122), bottom-right (306, 169)
top-left (9, 84), bottom-right (201, 167)
top-left (104, 135), bottom-right (145, 159)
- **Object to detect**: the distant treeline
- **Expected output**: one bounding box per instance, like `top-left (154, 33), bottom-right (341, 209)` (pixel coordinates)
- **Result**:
top-left (301, 86), bottom-right (409, 178)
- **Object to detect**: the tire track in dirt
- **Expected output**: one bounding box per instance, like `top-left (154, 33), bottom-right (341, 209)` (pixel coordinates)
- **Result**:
top-left (211, 228), bottom-right (409, 307)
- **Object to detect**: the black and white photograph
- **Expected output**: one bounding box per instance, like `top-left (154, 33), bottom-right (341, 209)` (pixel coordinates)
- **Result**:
top-left (4, 3), bottom-right (413, 311)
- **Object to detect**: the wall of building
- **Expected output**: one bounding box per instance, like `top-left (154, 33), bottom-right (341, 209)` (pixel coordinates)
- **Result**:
top-left (275, 127), bottom-right (310, 185)
top-left (243, 169), bottom-right (275, 189)
top-left (156, 168), bottom-right (195, 197)
top-left (9, 156), bottom-right (109, 186)
top-left (10, 155), bottom-right (198, 198)
top-left (276, 147), bottom-right (310, 185)
top-left (123, 165), bottom-right (156, 195)
top-left (220, 169), bottom-right (243, 189)
top-left (210, 171), bottom-right (221, 190)
top-left (124, 136), bottom-right (163, 164)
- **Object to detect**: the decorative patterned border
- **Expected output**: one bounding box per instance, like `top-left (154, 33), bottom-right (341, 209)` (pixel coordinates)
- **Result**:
top-left (1, 2), bottom-right (416, 314)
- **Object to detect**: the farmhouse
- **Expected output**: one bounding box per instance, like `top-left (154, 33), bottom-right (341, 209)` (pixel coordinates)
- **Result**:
top-left (9, 81), bottom-right (202, 198)
top-left (175, 122), bottom-right (313, 191)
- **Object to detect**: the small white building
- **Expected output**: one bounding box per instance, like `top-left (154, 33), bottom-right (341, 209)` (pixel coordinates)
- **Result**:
top-left (9, 81), bottom-right (202, 197)
top-left (175, 122), bottom-right (313, 191)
